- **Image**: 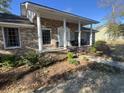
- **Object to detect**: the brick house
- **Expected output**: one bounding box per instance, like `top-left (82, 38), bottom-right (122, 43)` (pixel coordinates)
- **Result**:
top-left (0, 1), bottom-right (98, 55)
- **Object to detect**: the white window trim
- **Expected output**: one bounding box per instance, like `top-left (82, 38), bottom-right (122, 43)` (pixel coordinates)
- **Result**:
top-left (42, 28), bottom-right (52, 45)
top-left (2, 27), bottom-right (22, 49)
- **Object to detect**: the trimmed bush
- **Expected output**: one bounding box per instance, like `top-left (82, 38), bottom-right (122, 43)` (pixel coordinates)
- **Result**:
top-left (19, 51), bottom-right (38, 67)
top-left (90, 47), bottom-right (97, 53)
top-left (91, 40), bottom-right (111, 55)
top-left (0, 51), bottom-right (39, 68)
top-left (0, 55), bottom-right (17, 67)
top-left (38, 53), bottom-right (55, 67)
top-left (0, 51), bottom-right (65, 68)
top-left (94, 41), bottom-right (106, 48)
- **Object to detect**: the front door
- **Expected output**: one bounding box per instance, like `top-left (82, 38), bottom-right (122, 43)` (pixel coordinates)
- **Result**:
top-left (58, 27), bottom-right (70, 47)
top-left (58, 28), bottom-right (64, 47)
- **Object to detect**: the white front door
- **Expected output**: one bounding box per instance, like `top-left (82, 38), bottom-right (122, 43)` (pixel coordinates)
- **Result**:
top-left (58, 27), bottom-right (70, 47)
top-left (67, 29), bottom-right (71, 46)
top-left (58, 27), bottom-right (64, 47)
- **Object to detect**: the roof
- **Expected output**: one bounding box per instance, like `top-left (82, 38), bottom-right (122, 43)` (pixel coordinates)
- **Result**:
top-left (0, 13), bottom-right (33, 25)
top-left (22, 1), bottom-right (99, 25)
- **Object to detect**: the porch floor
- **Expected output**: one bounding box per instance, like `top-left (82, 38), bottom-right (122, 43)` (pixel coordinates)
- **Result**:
top-left (42, 47), bottom-right (67, 53)
top-left (42, 45), bottom-right (90, 53)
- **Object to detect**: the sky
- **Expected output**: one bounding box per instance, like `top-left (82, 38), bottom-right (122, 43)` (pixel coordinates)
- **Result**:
top-left (10, 0), bottom-right (110, 23)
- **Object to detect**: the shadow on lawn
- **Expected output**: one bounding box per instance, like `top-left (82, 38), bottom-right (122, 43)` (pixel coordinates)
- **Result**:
top-left (111, 44), bottom-right (124, 62)
top-left (35, 63), bottom-right (124, 93)
top-left (0, 66), bottom-right (39, 89)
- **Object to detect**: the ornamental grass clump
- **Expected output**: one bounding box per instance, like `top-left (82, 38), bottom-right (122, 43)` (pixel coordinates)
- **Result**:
top-left (67, 52), bottom-right (79, 65)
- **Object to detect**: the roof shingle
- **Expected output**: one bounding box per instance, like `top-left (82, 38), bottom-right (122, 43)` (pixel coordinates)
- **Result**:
top-left (0, 13), bottom-right (33, 25)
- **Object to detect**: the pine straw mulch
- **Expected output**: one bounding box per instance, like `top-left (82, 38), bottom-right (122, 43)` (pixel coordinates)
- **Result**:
top-left (0, 60), bottom-right (92, 93)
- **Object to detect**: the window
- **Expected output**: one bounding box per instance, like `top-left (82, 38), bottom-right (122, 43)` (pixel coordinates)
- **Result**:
top-left (42, 29), bottom-right (51, 44)
top-left (3, 27), bottom-right (20, 48)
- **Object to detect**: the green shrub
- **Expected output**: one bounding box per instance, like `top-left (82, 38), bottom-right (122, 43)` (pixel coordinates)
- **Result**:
top-left (67, 52), bottom-right (73, 63)
top-left (19, 51), bottom-right (38, 67)
top-left (38, 53), bottom-right (55, 67)
top-left (90, 47), bottom-right (97, 53)
top-left (93, 41), bottom-right (106, 48)
top-left (67, 52), bottom-right (79, 65)
top-left (69, 59), bottom-right (79, 65)
top-left (0, 55), bottom-right (17, 67)
top-left (67, 52), bottom-right (73, 60)
top-left (91, 40), bottom-right (111, 55)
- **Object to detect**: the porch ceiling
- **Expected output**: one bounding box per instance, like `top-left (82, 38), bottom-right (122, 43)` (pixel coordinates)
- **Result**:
top-left (22, 1), bottom-right (99, 25)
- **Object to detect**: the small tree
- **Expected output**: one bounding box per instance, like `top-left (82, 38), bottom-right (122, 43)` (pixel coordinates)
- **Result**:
top-left (99, 0), bottom-right (124, 39)
top-left (0, 0), bottom-right (12, 13)
top-left (106, 23), bottom-right (119, 39)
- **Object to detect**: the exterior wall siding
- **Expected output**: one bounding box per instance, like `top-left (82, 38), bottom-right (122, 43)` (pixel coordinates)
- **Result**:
top-left (36, 18), bottom-right (78, 49)
top-left (0, 18), bottom-right (85, 55)
top-left (41, 18), bottom-right (63, 48)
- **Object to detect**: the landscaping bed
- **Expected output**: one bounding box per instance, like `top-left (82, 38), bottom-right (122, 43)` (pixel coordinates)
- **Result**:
top-left (0, 58), bottom-right (90, 93)
top-left (35, 63), bottom-right (124, 93)
top-left (1, 58), bottom-right (123, 93)
top-left (110, 44), bottom-right (124, 62)
top-left (0, 41), bottom-right (124, 93)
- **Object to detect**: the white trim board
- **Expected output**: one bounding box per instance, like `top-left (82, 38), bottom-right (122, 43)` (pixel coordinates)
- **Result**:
top-left (0, 22), bottom-right (34, 27)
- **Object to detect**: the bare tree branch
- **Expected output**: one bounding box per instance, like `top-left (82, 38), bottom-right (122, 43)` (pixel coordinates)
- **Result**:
top-left (0, 0), bottom-right (12, 13)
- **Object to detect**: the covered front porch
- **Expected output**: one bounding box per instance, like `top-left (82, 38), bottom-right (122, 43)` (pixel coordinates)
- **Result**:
top-left (38, 18), bottom-right (95, 52)
top-left (21, 2), bottom-right (98, 53)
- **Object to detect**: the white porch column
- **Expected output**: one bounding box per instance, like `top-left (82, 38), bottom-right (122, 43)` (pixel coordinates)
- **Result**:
top-left (37, 14), bottom-right (43, 53)
top-left (78, 21), bottom-right (81, 47)
top-left (63, 19), bottom-right (67, 48)
top-left (90, 24), bottom-right (93, 46)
